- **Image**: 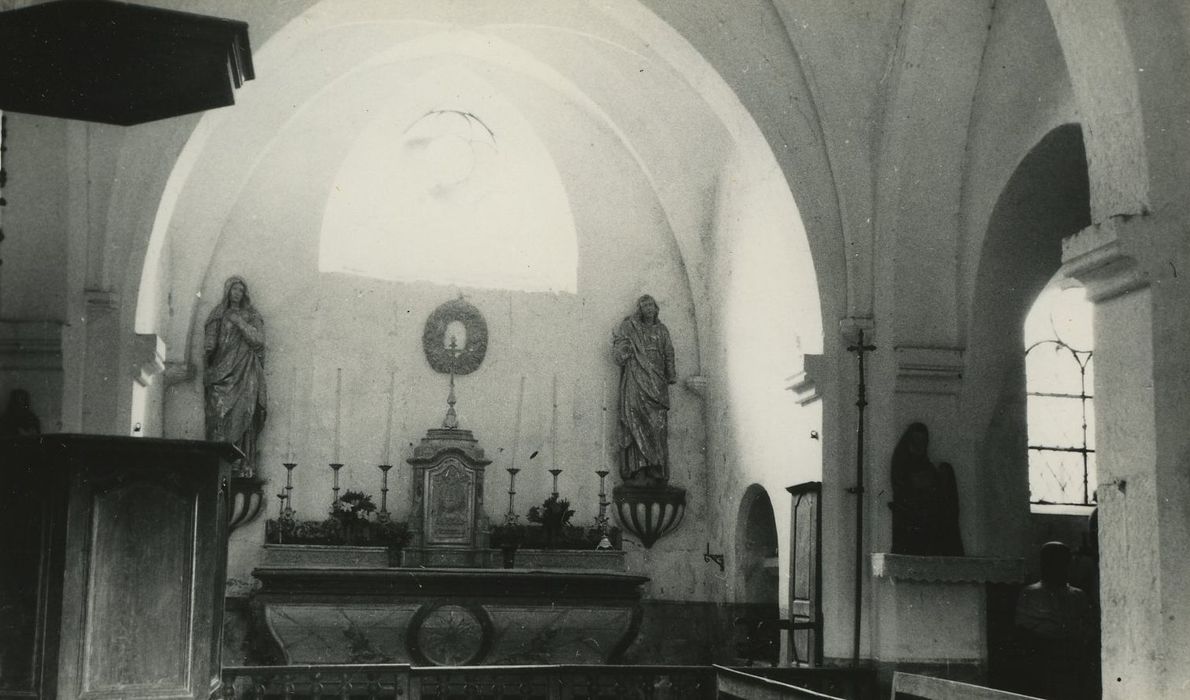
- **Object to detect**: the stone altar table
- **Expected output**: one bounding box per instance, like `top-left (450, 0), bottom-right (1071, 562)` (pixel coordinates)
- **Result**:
top-left (252, 567), bottom-right (648, 666)
top-left (870, 553), bottom-right (1025, 679)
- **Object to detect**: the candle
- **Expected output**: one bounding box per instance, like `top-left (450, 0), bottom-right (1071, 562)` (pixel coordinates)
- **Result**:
top-left (286, 366), bottom-right (297, 462)
top-left (334, 368), bottom-right (342, 462)
top-left (511, 376), bottom-right (525, 469)
top-left (551, 374), bottom-right (559, 468)
top-left (382, 369), bottom-right (396, 464)
top-left (600, 378), bottom-right (608, 464)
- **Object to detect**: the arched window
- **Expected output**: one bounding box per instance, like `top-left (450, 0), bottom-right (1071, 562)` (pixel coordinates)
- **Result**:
top-left (1024, 283), bottom-right (1095, 505)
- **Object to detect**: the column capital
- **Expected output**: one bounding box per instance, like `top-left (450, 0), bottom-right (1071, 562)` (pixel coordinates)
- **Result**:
top-left (839, 316), bottom-right (874, 345)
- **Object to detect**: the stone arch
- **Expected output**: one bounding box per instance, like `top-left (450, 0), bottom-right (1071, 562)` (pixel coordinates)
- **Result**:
top-left (961, 123), bottom-right (1091, 556)
top-left (120, 0), bottom-right (828, 525)
top-left (732, 483), bottom-right (781, 664)
top-left (129, 3), bottom-right (829, 369)
top-left (1045, 0), bottom-right (1190, 216)
top-left (111, 4), bottom-right (831, 595)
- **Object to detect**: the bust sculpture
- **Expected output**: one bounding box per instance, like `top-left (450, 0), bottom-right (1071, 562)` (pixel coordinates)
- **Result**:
top-left (612, 294), bottom-right (677, 486)
top-left (203, 276), bottom-right (267, 476)
top-left (888, 422), bottom-right (964, 556)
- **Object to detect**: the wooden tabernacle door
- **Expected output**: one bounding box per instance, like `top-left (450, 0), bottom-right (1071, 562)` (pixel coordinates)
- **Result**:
top-left (405, 427), bottom-right (492, 567)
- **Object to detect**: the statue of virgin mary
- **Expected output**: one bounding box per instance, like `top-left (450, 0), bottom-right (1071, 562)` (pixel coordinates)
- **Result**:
top-left (203, 276), bottom-right (267, 475)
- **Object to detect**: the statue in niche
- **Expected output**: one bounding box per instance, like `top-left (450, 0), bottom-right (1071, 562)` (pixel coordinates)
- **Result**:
top-left (888, 422), bottom-right (964, 556)
top-left (613, 294), bottom-right (677, 485)
top-left (204, 276), bottom-right (267, 476)
top-left (0, 389), bottom-right (41, 436)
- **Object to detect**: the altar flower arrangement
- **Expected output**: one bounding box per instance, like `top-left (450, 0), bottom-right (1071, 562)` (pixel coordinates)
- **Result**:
top-left (527, 494), bottom-right (575, 546)
top-left (265, 489), bottom-right (409, 551)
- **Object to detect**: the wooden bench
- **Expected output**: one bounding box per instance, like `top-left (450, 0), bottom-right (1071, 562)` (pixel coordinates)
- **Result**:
top-left (715, 666), bottom-right (846, 699)
top-left (891, 672), bottom-right (1044, 700)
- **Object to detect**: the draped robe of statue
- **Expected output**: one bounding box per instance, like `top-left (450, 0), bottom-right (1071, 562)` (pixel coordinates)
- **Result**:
top-left (889, 422), bottom-right (964, 556)
top-left (204, 276), bottom-right (267, 475)
top-left (613, 295), bottom-right (676, 484)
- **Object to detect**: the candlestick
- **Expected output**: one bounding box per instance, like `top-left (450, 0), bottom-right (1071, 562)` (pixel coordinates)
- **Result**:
top-left (505, 466), bottom-right (521, 526)
top-left (382, 370), bottom-right (396, 464)
top-left (275, 492), bottom-right (289, 544)
top-left (595, 468), bottom-right (612, 550)
top-left (334, 368), bottom-right (343, 462)
top-left (549, 468), bottom-right (562, 498)
top-left (330, 462), bottom-right (343, 505)
top-left (377, 463), bottom-right (393, 521)
top-left (595, 467), bottom-right (610, 528)
top-left (282, 462), bottom-right (297, 518)
top-left (443, 337), bottom-right (460, 430)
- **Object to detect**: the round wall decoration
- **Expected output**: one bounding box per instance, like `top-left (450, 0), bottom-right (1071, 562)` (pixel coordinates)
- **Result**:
top-left (406, 601), bottom-right (493, 666)
top-left (422, 298), bottom-right (488, 375)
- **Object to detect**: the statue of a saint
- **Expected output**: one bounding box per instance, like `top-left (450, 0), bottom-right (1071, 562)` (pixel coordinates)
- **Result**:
top-left (613, 295), bottom-right (677, 485)
top-left (888, 422), bottom-right (964, 555)
top-left (204, 276), bottom-right (267, 476)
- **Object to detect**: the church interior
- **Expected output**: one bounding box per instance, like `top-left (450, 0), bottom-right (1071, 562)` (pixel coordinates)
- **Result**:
top-left (1, 1), bottom-right (1189, 698)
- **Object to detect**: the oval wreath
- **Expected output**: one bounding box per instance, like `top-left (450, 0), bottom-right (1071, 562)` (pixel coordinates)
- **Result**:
top-left (422, 299), bottom-right (488, 375)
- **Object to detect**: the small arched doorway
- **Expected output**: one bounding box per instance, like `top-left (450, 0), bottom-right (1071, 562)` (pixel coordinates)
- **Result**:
top-left (733, 484), bottom-right (780, 666)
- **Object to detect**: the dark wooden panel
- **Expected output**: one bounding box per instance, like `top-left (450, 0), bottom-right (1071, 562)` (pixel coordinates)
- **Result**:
top-left (788, 482), bottom-right (822, 666)
top-left (0, 453), bottom-right (66, 700)
top-left (84, 482), bottom-right (196, 693)
top-left (0, 485), bottom-right (48, 696)
top-left (2, 434), bottom-right (233, 700)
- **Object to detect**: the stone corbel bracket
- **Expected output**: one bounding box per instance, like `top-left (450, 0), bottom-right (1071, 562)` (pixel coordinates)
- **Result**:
top-left (131, 333), bottom-right (166, 386)
top-left (894, 346), bottom-right (964, 396)
top-left (162, 361), bottom-right (196, 386)
top-left (612, 483), bottom-right (687, 548)
top-left (1060, 213), bottom-right (1151, 302)
top-left (684, 375), bottom-right (707, 399)
top-left (786, 353), bottom-right (825, 406)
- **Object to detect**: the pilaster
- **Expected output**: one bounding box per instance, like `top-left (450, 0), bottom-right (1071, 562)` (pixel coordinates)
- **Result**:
top-left (1062, 212), bottom-right (1190, 698)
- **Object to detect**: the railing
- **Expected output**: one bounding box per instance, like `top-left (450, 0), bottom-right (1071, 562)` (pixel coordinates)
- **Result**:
top-left (221, 664), bottom-right (717, 699)
top-left (221, 665), bottom-right (410, 699)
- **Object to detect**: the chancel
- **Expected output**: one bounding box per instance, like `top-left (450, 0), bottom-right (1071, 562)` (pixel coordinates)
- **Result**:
top-left (1, 1), bottom-right (1188, 699)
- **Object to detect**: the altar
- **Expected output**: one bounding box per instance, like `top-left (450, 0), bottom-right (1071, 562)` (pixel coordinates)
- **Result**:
top-left (246, 414), bottom-right (648, 666)
top-left (251, 567), bottom-right (647, 665)
top-left (870, 553), bottom-right (1025, 679)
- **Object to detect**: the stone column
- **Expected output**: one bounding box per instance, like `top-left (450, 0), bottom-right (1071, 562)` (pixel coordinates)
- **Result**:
top-left (1063, 214), bottom-right (1190, 698)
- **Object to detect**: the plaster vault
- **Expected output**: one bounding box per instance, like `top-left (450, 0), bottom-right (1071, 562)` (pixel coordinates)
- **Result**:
top-left (110, 0), bottom-right (827, 624)
top-left (35, 0), bottom-right (1188, 688)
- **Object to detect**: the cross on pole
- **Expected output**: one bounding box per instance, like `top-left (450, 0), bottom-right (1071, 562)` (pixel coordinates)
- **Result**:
top-left (846, 328), bottom-right (876, 669)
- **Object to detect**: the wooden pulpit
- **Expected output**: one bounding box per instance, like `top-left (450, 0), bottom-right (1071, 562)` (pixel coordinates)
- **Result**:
top-left (0, 435), bottom-right (237, 700)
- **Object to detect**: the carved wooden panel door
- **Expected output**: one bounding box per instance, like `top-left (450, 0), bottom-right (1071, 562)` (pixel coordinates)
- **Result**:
top-left (0, 435), bottom-right (233, 700)
top-left (787, 481), bottom-right (822, 666)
